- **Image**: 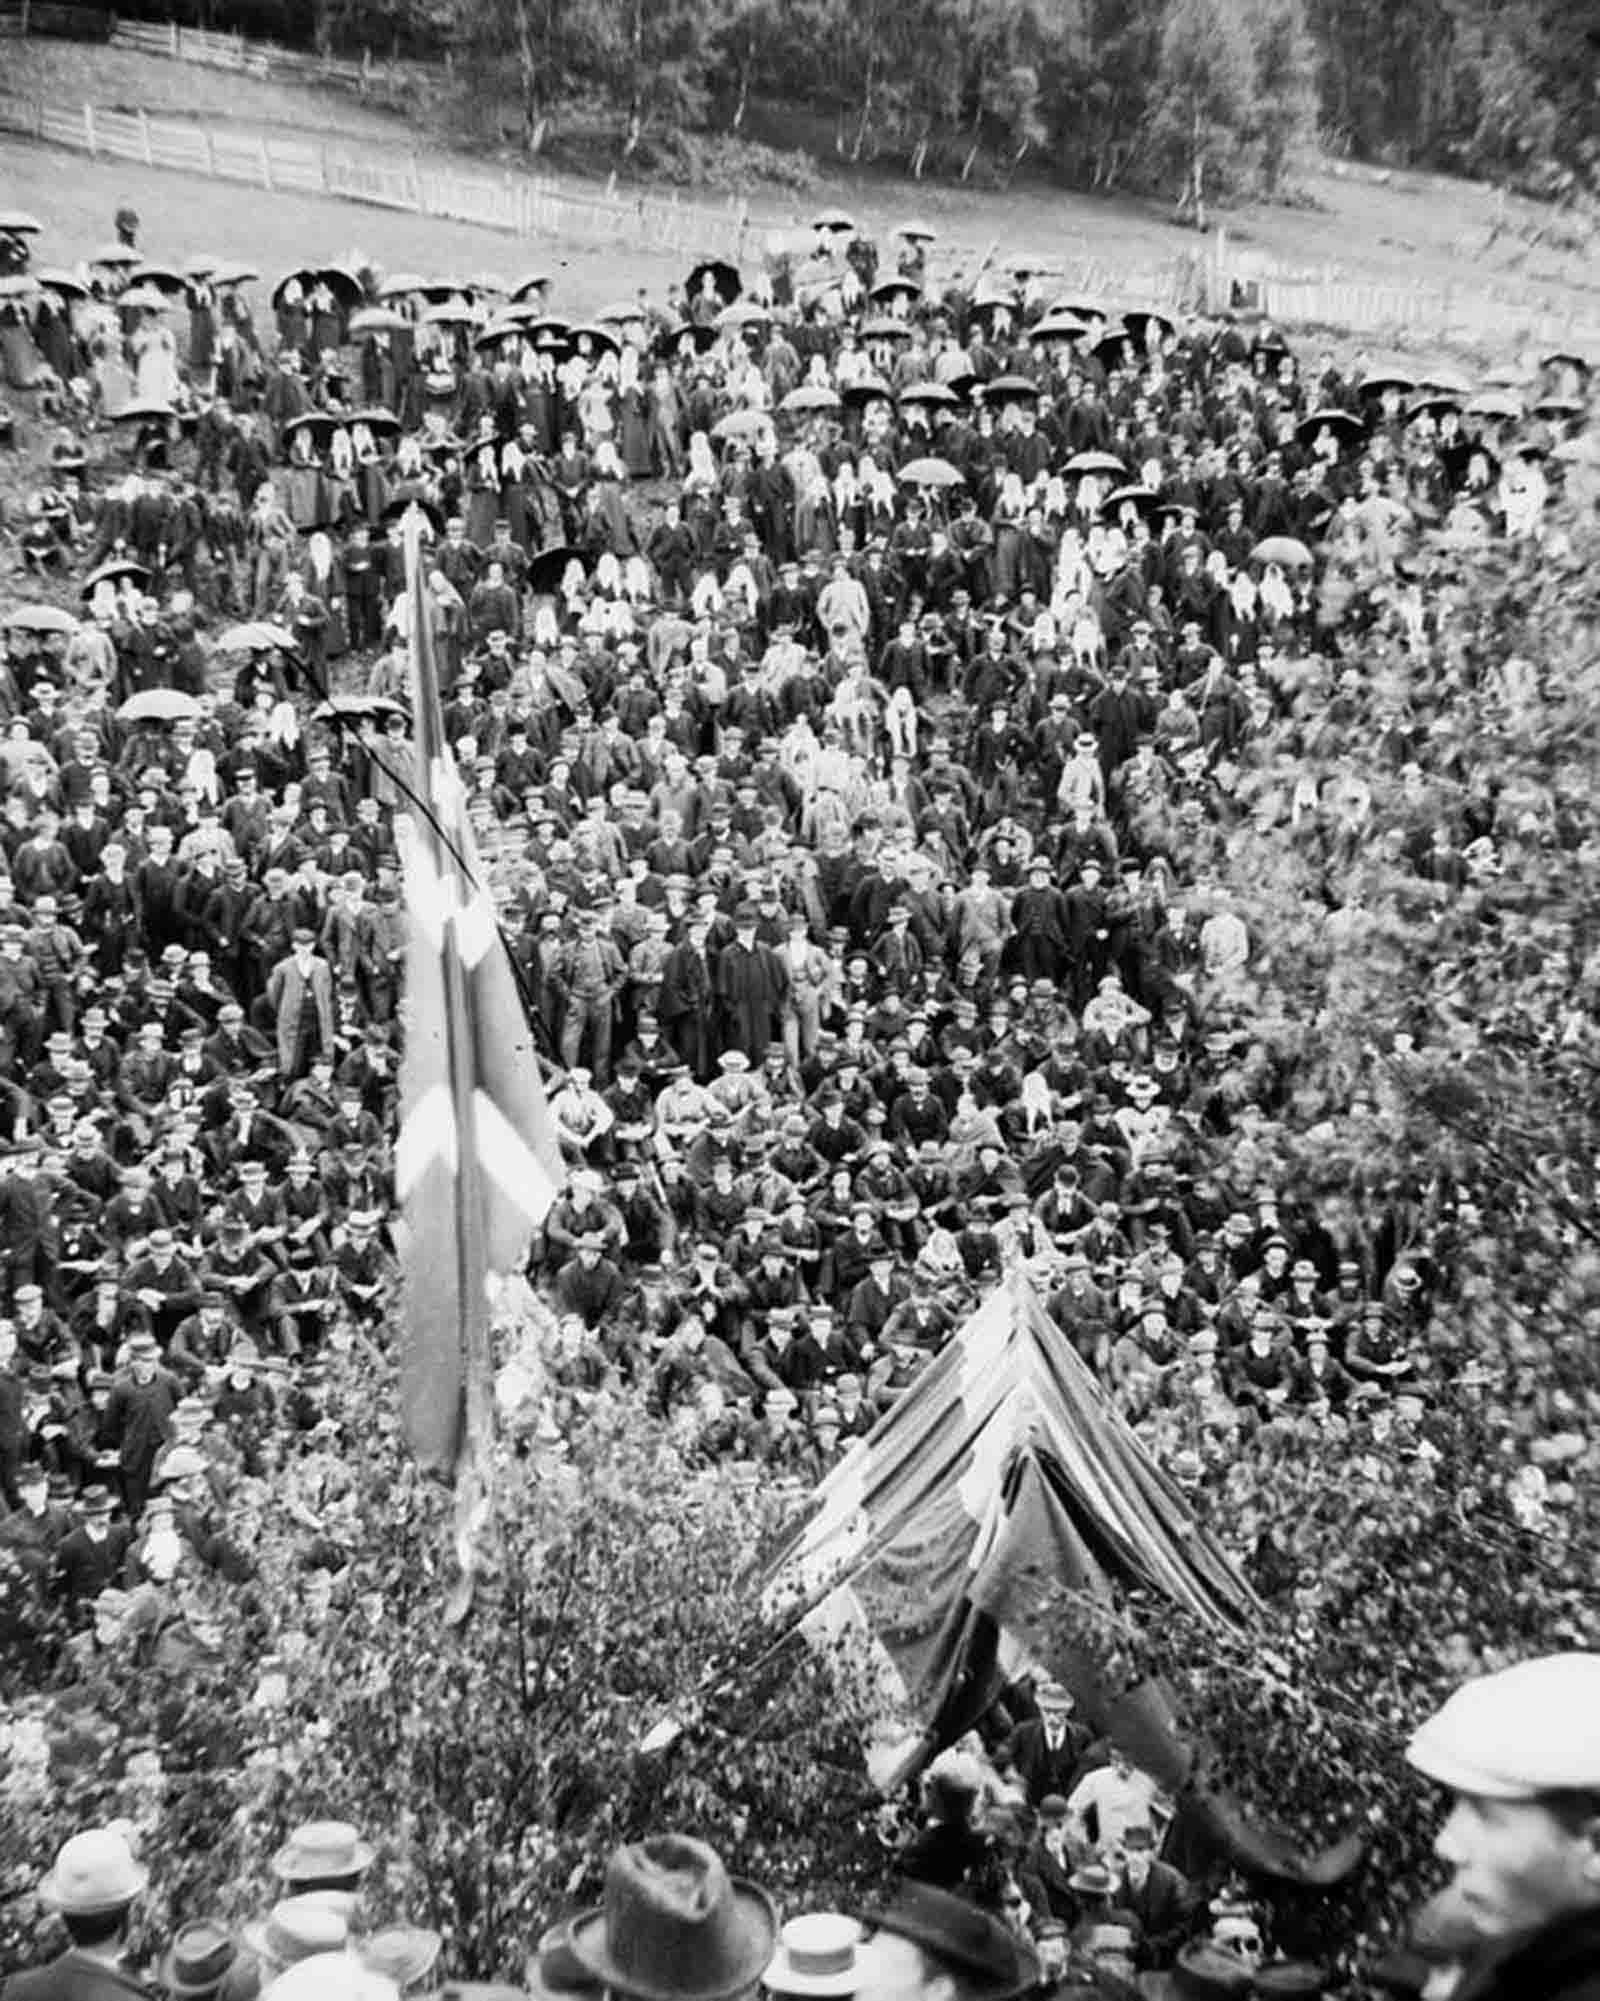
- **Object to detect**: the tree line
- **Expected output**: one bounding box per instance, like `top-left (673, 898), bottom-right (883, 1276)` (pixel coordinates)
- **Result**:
top-left (151, 0), bottom-right (1599, 200)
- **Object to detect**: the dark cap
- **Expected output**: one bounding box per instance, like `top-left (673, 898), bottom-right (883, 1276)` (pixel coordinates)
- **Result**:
top-left (858, 1882), bottom-right (1038, 2000)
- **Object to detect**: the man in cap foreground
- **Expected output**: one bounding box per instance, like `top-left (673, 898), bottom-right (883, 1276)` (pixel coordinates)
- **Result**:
top-left (1405, 1652), bottom-right (1600, 2001)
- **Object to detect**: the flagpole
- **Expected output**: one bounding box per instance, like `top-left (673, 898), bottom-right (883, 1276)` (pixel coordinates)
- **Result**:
top-left (400, 508), bottom-right (496, 1621)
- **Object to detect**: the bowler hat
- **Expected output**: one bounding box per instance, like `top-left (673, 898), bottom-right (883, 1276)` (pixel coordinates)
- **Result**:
top-left (568, 1835), bottom-right (777, 2001)
top-left (856, 1882), bottom-right (1036, 2001)
top-left (160, 1921), bottom-right (240, 1997)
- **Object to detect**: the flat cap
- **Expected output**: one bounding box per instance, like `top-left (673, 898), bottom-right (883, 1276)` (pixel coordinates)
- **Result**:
top-left (1406, 1653), bottom-right (1600, 1800)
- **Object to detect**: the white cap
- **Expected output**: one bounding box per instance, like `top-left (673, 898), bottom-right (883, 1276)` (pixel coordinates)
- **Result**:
top-left (1406, 1653), bottom-right (1600, 1800)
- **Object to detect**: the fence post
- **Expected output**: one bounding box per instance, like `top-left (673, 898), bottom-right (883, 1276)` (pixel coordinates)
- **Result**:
top-left (203, 125), bottom-right (215, 176)
top-left (410, 150), bottom-right (423, 213)
top-left (259, 135), bottom-right (273, 190)
top-left (169, 19), bottom-right (178, 55)
top-left (20, 0), bottom-right (29, 37)
top-left (320, 140), bottom-right (330, 194)
top-left (138, 107), bottom-right (153, 165)
top-left (83, 101), bottom-right (96, 155)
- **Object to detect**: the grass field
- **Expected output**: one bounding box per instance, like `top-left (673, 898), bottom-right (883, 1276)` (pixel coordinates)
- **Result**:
top-left (5, 39), bottom-right (1599, 332)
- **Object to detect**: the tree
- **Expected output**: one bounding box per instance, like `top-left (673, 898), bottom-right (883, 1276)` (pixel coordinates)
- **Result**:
top-left (1143, 0), bottom-right (1256, 222)
top-left (0, 1389), bottom-right (887, 1980)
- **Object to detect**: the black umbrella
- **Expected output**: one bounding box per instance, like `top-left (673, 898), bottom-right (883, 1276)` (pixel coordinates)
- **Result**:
top-left (686, 260), bottom-right (741, 306)
top-left (379, 495), bottom-right (446, 537)
top-left (658, 321), bottom-right (715, 358)
top-left (1295, 407), bottom-right (1364, 446)
top-left (898, 381), bottom-right (961, 408)
top-left (841, 376), bottom-right (895, 408)
top-left (283, 412), bottom-right (341, 448)
top-left (980, 374), bottom-right (1042, 403)
top-left (82, 557), bottom-right (150, 597)
top-left (871, 276), bottom-right (922, 306)
top-left (351, 407), bottom-right (402, 435)
top-left (527, 545), bottom-right (590, 595)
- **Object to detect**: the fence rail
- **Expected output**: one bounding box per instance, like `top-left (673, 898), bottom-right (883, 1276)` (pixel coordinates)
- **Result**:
top-left (105, 17), bottom-right (421, 99)
top-left (0, 89), bottom-right (758, 261)
top-left (1, 51), bottom-right (1598, 347)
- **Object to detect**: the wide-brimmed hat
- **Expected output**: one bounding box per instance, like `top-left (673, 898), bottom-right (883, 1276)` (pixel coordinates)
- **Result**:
top-left (568, 1835), bottom-right (777, 2001)
top-left (856, 1883), bottom-right (1036, 2001)
top-left (525, 1919), bottom-right (600, 2001)
top-left (359, 1925), bottom-right (442, 1988)
top-left (243, 1896), bottom-right (351, 1969)
top-left (160, 1920), bottom-right (240, 1996)
top-left (765, 1914), bottom-right (863, 1997)
top-left (270, 1821), bottom-right (376, 1884)
top-left (38, 1828), bottom-right (148, 1914)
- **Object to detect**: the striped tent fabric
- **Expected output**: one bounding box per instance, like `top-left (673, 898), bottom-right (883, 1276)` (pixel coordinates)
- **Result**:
top-left (762, 1271), bottom-right (1361, 1884)
top-left (393, 513), bottom-right (566, 1486)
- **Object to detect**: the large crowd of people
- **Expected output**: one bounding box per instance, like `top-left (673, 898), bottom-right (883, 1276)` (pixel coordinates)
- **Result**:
top-left (0, 194), bottom-right (1592, 1998)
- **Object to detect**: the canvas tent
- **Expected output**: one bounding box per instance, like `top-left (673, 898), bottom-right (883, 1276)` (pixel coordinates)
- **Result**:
top-left (761, 1270), bottom-right (1361, 1886)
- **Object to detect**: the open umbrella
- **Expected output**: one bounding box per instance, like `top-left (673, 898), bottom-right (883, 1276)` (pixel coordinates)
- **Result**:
top-left (980, 374), bottom-right (1042, 402)
top-left (89, 244), bottom-right (141, 268)
top-left (1541, 350), bottom-right (1590, 374)
top-left (1408, 393), bottom-right (1463, 423)
top-left (895, 220), bottom-right (938, 242)
top-left (657, 321), bottom-right (715, 357)
top-left (273, 267), bottom-right (322, 308)
top-left (469, 272), bottom-right (510, 297)
top-left (475, 320), bottom-right (525, 351)
top-left (315, 266), bottom-right (365, 309)
top-left (898, 457), bottom-right (964, 488)
top-left (1123, 306), bottom-right (1176, 342)
top-left (570, 323), bottom-right (621, 356)
top-left (841, 376), bottom-right (895, 408)
top-left (0, 211), bottom-right (43, 235)
top-left (503, 308), bottom-right (570, 338)
top-left (210, 261), bottom-right (259, 287)
top-left (898, 381), bottom-right (960, 408)
top-left (124, 264), bottom-right (189, 295)
top-left (780, 385), bottom-right (841, 414)
top-left (419, 302), bottom-right (475, 327)
top-left (811, 209), bottom-right (856, 234)
top-left (0, 276), bottom-right (40, 302)
top-left (527, 546), bottom-right (590, 596)
top-left (1090, 330), bottom-right (1133, 366)
top-left (351, 407), bottom-right (402, 434)
top-left (1028, 313), bottom-right (1086, 343)
top-left (119, 689), bottom-right (202, 724)
top-left (1051, 295), bottom-right (1115, 323)
top-left (379, 495), bottom-right (446, 537)
top-left (216, 622), bottom-right (297, 653)
top-left (375, 273), bottom-right (429, 299)
top-left (1295, 407), bottom-right (1364, 446)
top-left (593, 300), bottom-right (645, 325)
top-left (1103, 483), bottom-right (1158, 513)
top-left (871, 276), bottom-right (922, 305)
top-left (509, 270), bottom-right (554, 302)
top-left (349, 306), bottom-right (412, 337)
top-left (1413, 363), bottom-right (1473, 398)
top-left (314, 692), bottom-right (408, 720)
top-left (111, 399), bottom-right (176, 425)
top-left (715, 301), bottom-right (769, 331)
top-left (1251, 536), bottom-right (1313, 569)
top-left (1359, 367), bottom-right (1414, 396)
top-left (711, 409), bottom-right (772, 443)
top-left (82, 558), bottom-right (149, 598)
top-left (36, 269), bottom-right (90, 298)
top-left (118, 286), bottom-right (173, 314)
top-left (411, 279), bottom-right (472, 304)
top-left (686, 259), bottom-right (741, 305)
top-left (1064, 450), bottom-right (1125, 477)
top-left (1465, 389), bottom-right (1523, 421)
top-left (283, 412), bottom-right (341, 447)
top-left (3, 605), bottom-right (78, 635)
top-left (861, 317), bottom-right (914, 343)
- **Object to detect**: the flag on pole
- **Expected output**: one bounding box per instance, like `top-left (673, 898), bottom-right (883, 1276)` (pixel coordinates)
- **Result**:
top-left (393, 511), bottom-right (565, 1567)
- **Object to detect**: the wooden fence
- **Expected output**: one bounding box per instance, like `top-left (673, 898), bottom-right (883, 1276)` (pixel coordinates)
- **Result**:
top-left (0, 89), bottom-right (758, 261)
top-left (106, 17), bottom-right (422, 101)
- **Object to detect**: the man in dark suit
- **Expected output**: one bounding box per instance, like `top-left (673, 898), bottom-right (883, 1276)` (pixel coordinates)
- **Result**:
top-left (2, 1825), bottom-right (150, 2001)
top-left (1003, 1681), bottom-right (1092, 1804)
top-left (54, 1489), bottom-right (132, 1614)
top-left (1025, 1795), bottom-right (1085, 1923)
top-left (1111, 1824), bottom-right (1194, 1968)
